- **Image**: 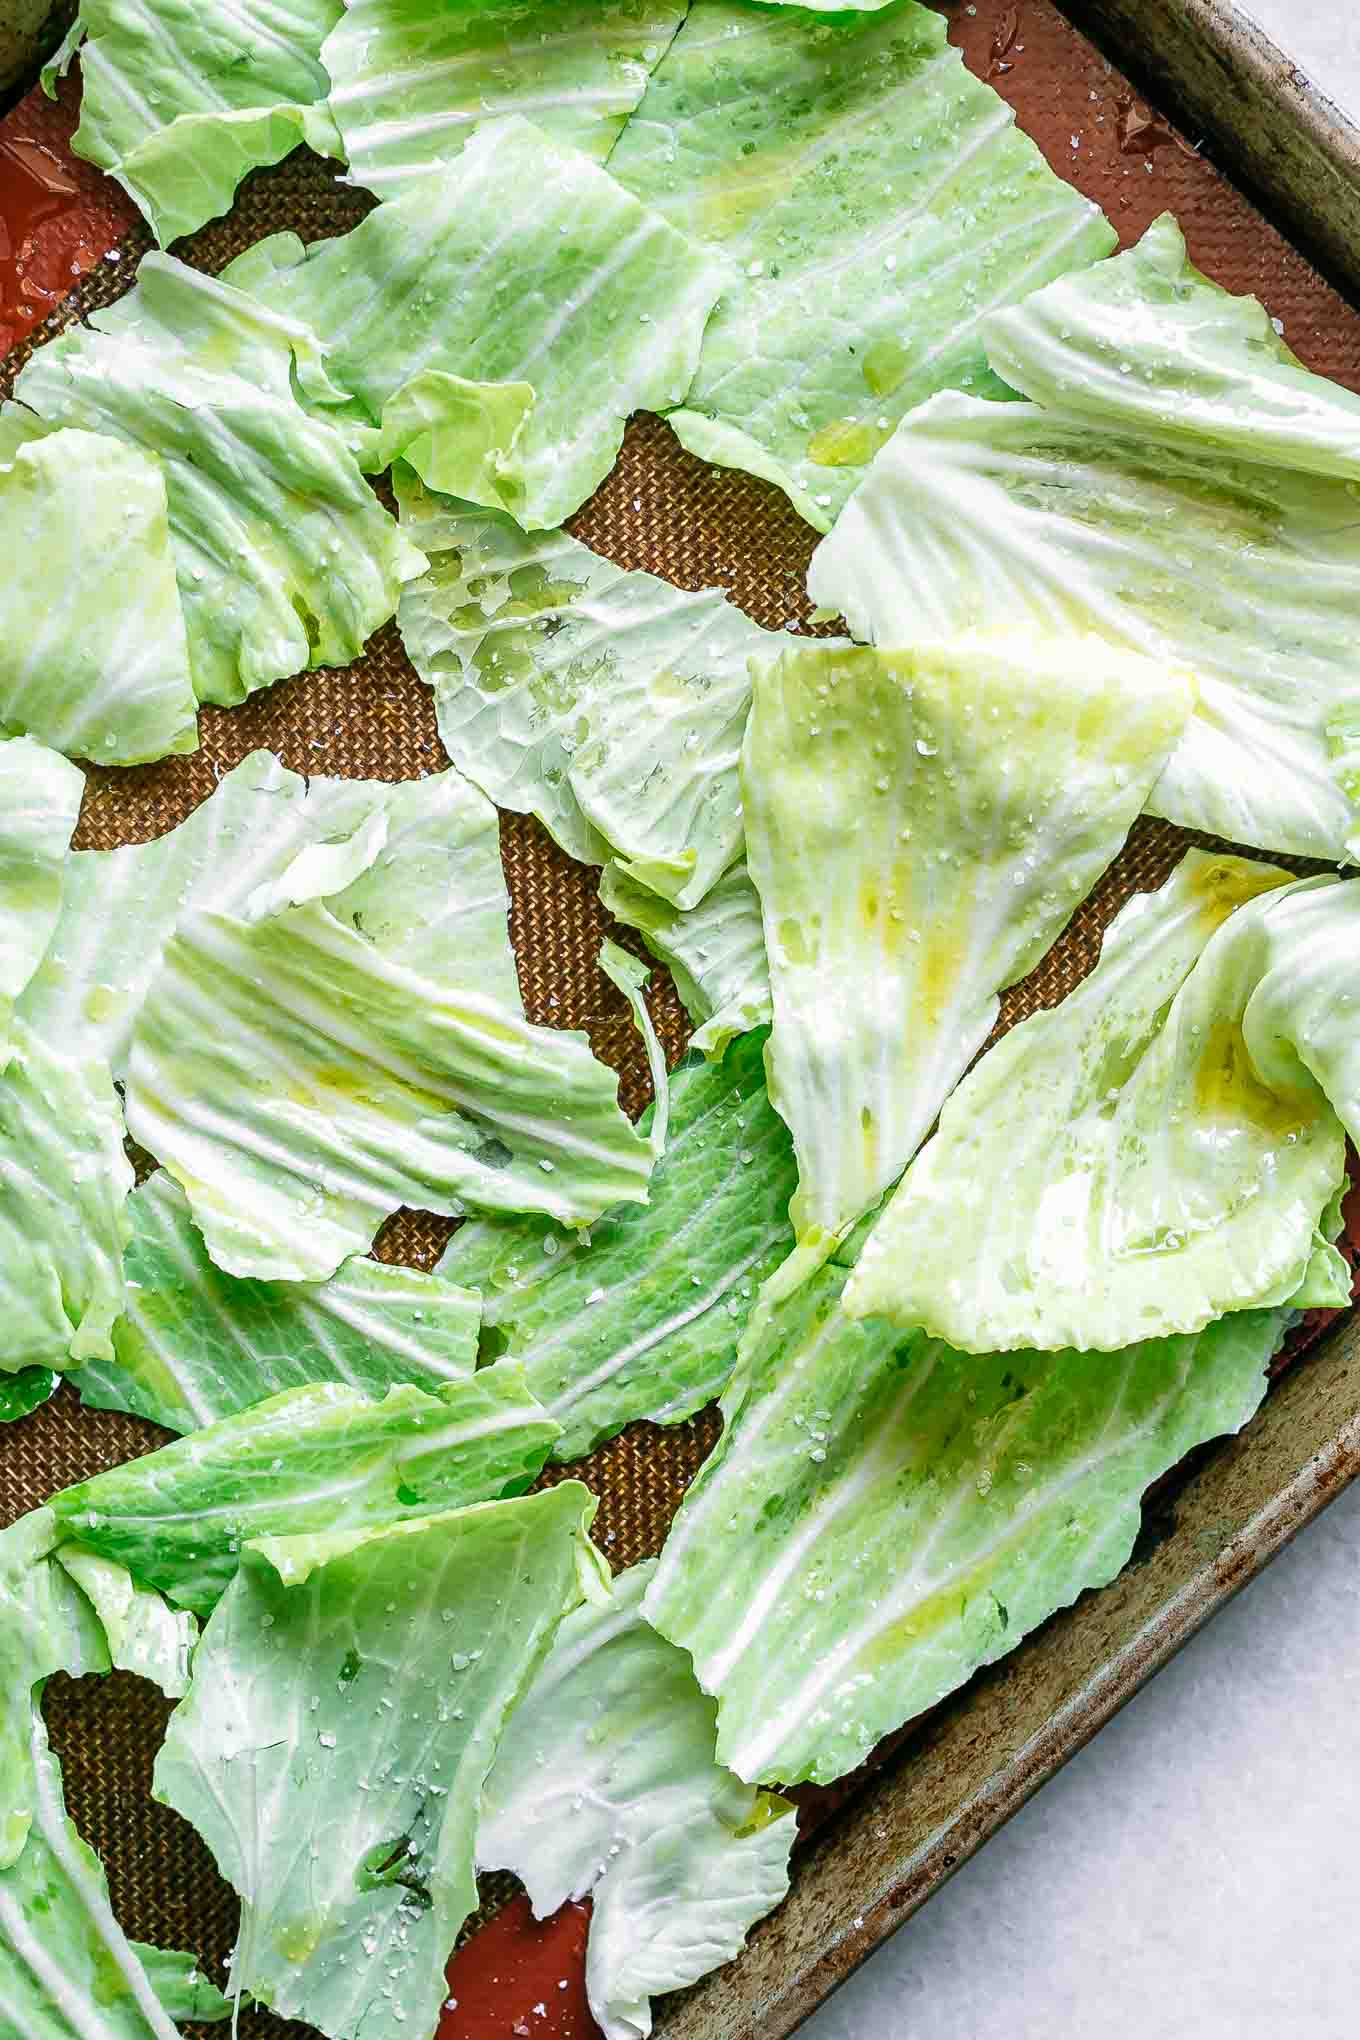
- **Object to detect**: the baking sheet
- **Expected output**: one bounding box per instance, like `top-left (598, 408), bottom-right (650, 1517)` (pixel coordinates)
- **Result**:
top-left (2, 4), bottom-right (1359, 2035)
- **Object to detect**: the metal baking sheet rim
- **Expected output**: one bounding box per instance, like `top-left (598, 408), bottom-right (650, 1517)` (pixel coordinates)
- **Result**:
top-left (659, 7), bottom-right (1360, 2029)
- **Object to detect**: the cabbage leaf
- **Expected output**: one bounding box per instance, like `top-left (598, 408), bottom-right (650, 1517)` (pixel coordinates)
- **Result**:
top-left (0, 1023), bottom-right (132, 1374)
top-left (807, 381), bottom-right (1360, 862)
top-left (479, 1558), bottom-right (795, 2039)
top-left (322, 0), bottom-right (687, 196)
top-left (231, 117), bottom-right (729, 530)
top-left (154, 1486), bottom-right (604, 2040)
top-left (608, 0), bottom-right (1114, 529)
top-left (396, 476), bottom-right (783, 902)
top-left (53, 0), bottom-right (341, 245)
top-left (741, 638), bottom-right (1192, 1281)
top-left (21, 751), bottom-right (517, 1076)
top-left (441, 1031), bottom-right (796, 1458)
top-left (75, 1170), bottom-right (480, 1434)
top-left (601, 859), bottom-right (771, 1058)
top-left (0, 430), bottom-right (196, 766)
top-left (53, 1550), bottom-right (198, 1698)
top-left (54, 1363), bottom-right (559, 1617)
top-left (0, 737), bottom-right (82, 1063)
top-left (985, 213), bottom-right (1360, 481)
top-left (0, 1704), bottom-right (184, 2040)
top-left (124, 849), bottom-right (657, 1282)
top-left (0, 1511), bottom-right (108, 1870)
top-left (10, 255), bottom-right (423, 712)
top-left (645, 1257), bottom-right (1287, 1785)
top-left (844, 853), bottom-right (1359, 1351)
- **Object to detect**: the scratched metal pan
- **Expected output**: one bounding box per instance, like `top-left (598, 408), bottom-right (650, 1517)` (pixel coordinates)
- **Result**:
top-left (2, 5), bottom-right (1360, 2040)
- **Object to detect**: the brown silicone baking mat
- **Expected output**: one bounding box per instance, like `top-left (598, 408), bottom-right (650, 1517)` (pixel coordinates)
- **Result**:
top-left (3, 4), bottom-right (1360, 2036)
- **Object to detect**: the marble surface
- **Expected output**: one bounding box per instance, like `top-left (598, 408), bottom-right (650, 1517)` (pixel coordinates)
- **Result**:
top-left (805, 10), bottom-right (1360, 2035)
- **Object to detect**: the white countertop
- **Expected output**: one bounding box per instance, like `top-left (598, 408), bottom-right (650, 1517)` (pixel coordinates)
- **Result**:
top-left (806, 9), bottom-right (1360, 2035)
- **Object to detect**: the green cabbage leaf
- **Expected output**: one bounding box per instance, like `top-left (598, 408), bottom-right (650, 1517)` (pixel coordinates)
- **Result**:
top-left (645, 1258), bottom-right (1288, 1785)
top-left (396, 475), bottom-right (783, 905)
top-left (608, 0), bottom-right (1114, 529)
top-left (845, 854), bottom-right (1358, 1350)
top-left (51, 0), bottom-right (341, 245)
top-left (75, 1170), bottom-right (481, 1434)
top-left (154, 1487), bottom-right (604, 2040)
top-left (741, 637), bottom-right (1191, 1283)
top-left (479, 1559), bottom-right (795, 2039)
top-left (53, 1363), bottom-right (560, 1617)
top-left (0, 430), bottom-right (196, 766)
top-left (441, 1031), bottom-right (795, 1458)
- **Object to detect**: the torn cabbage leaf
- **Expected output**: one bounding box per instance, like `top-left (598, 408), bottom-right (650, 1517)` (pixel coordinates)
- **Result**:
top-left (0, 1022), bottom-right (132, 1374)
top-left (0, 1704), bottom-right (185, 2040)
top-left (479, 1558), bottom-right (795, 2039)
top-left (123, 822), bottom-right (657, 1280)
top-left (154, 1486), bottom-right (604, 2040)
top-left (75, 1170), bottom-right (480, 1434)
top-left (54, 1363), bottom-right (559, 1617)
top-left (985, 212), bottom-right (1360, 481)
top-left (741, 637), bottom-right (1192, 1280)
top-left (21, 751), bottom-right (518, 1076)
top-left (129, 1948), bottom-right (231, 2025)
top-left (396, 475), bottom-right (783, 903)
top-left (0, 1511), bottom-right (108, 1870)
top-left (322, 0), bottom-right (687, 196)
top-left (843, 854), bottom-right (1360, 1351)
top-left (53, 1550), bottom-right (198, 1698)
top-left (601, 859), bottom-right (771, 1058)
top-left (607, 0), bottom-right (1114, 529)
top-left (0, 1372), bottom-right (58, 1425)
top-left (645, 1255), bottom-right (1288, 1786)
top-left (0, 429), bottom-right (197, 766)
top-left (53, 0), bottom-right (340, 245)
top-left (807, 380), bottom-right (1360, 862)
top-left (0, 737), bottom-right (82, 1063)
top-left (230, 117), bottom-right (729, 529)
top-left (9, 254), bottom-right (423, 711)
top-left (441, 1031), bottom-right (796, 1459)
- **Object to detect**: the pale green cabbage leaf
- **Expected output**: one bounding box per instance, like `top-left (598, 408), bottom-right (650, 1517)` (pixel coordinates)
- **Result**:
top-left (50, 0), bottom-right (341, 245)
top-left (21, 751), bottom-right (518, 1076)
top-left (985, 212), bottom-right (1360, 481)
top-left (741, 637), bottom-right (1192, 1284)
top-left (806, 380), bottom-right (1360, 863)
top-left (396, 474), bottom-right (784, 904)
top-left (0, 1372), bottom-right (58, 1426)
top-left (601, 859), bottom-right (771, 1058)
top-left (76, 1170), bottom-right (481, 1434)
top-left (53, 1550), bottom-right (198, 1698)
top-left (441, 1030), bottom-right (795, 1459)
top-left (0, 430), bottom-right (196, 766)
top-left (322, 0), bottom-right (687, 196)
top-left (844, 853), bottom-right (1359, 1351)
top-left (0, 1022), bottom-right (132, 1374)
top-left (129, 1948), bottom-right (231, 2025)
top-left (9, 254), bottom-right (423, 711)
top-left (0, 737), bottom-right (82, 1063)
top-left (123, 823), bottom-right (658, 1280)
top-left (645, 1255), bottom-right (1288, 1785)
top-left (0, 1511), bottom-right (108, 1870)
top-left (0, 1704), bottom-right (185, 2040)
top-left (479, 1558), bottom-right (795, 2040)
top-left (607, 0), bottom-right (1114, 530)
top-left (228, 116), bottom-right (729, 530)
top-left (53, 1362), bottom-right (559, 1617)
top-left (154, 1486), bottom-right (605, 2040)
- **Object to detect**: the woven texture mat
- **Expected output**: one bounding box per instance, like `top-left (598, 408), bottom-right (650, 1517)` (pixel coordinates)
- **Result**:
top-left (4, 3), bottom-right (1360, 2031)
